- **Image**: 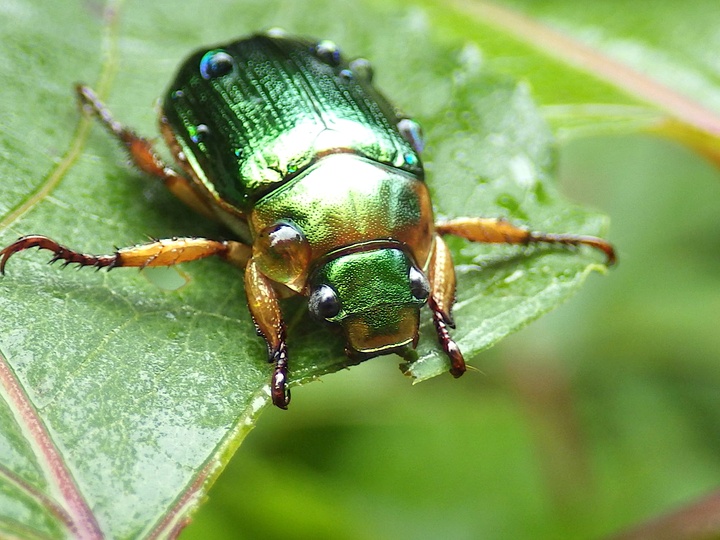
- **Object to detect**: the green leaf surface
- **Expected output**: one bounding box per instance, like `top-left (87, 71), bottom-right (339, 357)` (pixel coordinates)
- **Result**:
top-left (497, 0), bottom-right (720, 117)
top-left (0, 0), bottom-right (611, 537)
top-left (413, 0), bottom-right (720, 161)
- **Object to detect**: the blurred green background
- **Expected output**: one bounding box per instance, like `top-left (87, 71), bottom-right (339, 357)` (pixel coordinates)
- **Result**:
top-left (182, 131), bottom-right (720, 537)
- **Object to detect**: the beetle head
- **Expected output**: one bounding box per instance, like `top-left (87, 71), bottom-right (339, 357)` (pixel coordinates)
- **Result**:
top-left (308, 246), bottom-right (430, 357)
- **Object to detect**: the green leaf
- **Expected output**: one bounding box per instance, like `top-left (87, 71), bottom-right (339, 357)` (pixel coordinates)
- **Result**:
top-left (412, 0), bottom-right (720, 160)
top-left (0, 0), bottom-right (611, 537)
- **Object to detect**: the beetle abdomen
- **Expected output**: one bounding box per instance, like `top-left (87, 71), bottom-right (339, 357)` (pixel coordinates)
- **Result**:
top-left (162, 33), bottom-right (423, 213)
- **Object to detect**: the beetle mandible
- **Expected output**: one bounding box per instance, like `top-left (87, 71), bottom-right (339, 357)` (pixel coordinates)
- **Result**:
top-left (0, 31), bottom-right (615, 409)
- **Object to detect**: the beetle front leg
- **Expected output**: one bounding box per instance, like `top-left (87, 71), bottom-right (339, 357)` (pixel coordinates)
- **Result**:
top-left (0, 235), bottom-right (251, 274)
top-left (76, 84), bottom-right (215, 218)
top-left (428, 235), bottom-right (466, 377)
top-left (244, 258), bottom-right (290, 409)
top-left (435, 217), bottom-right (616, 265)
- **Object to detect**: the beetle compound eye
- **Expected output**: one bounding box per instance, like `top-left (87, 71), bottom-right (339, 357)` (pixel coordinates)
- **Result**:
top-left (255, 221), bottom-right (311, 290)
top-left (398, 118), bottom-right (425, 154)
top-left (308, 285), bottom-right (341, 320)
top-left (409, 267), bottom-right (430, 302)
top-left (200, 50), bottom-right (236, 80)
top-left (313, 40), bottom-right (341, 66)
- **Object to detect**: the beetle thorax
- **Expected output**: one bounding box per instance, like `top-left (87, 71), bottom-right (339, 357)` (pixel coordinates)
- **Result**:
top-left (249, 153), bottom-right (435, 293)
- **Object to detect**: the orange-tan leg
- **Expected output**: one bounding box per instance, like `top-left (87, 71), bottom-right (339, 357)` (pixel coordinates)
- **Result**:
top-left (76, 84), bottom-right (215, 218)
top-left (0, 235), bottom-right (297, 408)
top-left (428, 234), bottom-right (466, 377)
top-left (244, 258), bottom-right (290, 409)
top-left (0, 235), bottom-right (250, 274)
top-left (435, 218), bottom-right (616, 265)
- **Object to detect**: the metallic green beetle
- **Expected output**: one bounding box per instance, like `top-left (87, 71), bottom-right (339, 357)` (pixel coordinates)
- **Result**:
top-left (0, 31), bottom-right (615, 409)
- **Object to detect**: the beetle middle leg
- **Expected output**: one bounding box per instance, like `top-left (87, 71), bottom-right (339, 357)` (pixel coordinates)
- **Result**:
top-left (435, 217), bottom-right (616, 265)
top-left (76, 84), bottom-right (215, 218)
top-left (425, 217), bottom-right (616, 378)
top-left (0, 235), bottom-right (251, 274)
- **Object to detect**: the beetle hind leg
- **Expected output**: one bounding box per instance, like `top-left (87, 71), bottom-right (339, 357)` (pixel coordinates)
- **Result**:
top-left (76, 84), bottom-right (215, 218)
top-left (435, 217), bottom-right (616, 265)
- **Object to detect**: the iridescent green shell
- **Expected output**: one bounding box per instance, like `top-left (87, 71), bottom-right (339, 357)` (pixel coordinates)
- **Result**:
top-left (162, 32), bottom-right (423, 212)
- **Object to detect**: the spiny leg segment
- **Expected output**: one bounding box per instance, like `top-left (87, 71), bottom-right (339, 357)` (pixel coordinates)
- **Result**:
top-left (244, 259), bottom-right (291, 409)
top-left (0, 235), bottom-right (250, 275)
top-left (435, 217), bottom-right (616, 266)
top-left (76, 84), bottom-right (215, 218)
top-left (428, 235), bottom-right (466, 377)
top-left (427, 218), bottom-right (615, 378)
